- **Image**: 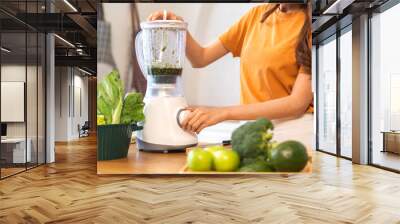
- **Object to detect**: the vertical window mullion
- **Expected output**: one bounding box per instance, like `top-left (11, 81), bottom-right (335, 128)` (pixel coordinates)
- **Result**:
top-left (36, 0), bottom-right (39, 167)
top-left (367, 11), bottom-right (373, 165)
top-left (336, 28), bottom-right (341, 157)
top-left (315, 45), bottom-right (320, 151)
top-left (25, 0), bottom-right (28, 171)
top-left (0, 22), bottom-right (2, 179)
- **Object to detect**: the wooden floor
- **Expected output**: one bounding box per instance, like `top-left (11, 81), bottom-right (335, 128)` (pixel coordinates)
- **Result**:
top-left (1, 136), bottom-right (400, 224)
top-left (372, 151), bottom-right (400, 171)
top-left (1, 167), bottom-right (25, 178)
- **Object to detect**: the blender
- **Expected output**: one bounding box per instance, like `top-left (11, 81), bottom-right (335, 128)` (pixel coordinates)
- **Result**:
top-left (135, 19), bottom-right (198, 152)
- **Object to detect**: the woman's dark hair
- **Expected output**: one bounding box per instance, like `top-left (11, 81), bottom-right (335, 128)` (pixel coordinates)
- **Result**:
top-left (260, 3), bottom-right (311, 74)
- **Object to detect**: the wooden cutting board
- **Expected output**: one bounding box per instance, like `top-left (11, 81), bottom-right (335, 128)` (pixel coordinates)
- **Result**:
top-left (97, 143), bottom-right (312, 175)
top-left (181, 145), bottom-right (312, 174)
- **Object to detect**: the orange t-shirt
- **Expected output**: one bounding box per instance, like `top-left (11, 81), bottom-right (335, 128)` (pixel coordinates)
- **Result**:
top-left (219, 4), bottom-right (313, 112)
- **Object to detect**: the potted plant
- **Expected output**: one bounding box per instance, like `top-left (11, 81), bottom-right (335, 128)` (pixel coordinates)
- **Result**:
top-left (97, 70), bottom-right (145, 161)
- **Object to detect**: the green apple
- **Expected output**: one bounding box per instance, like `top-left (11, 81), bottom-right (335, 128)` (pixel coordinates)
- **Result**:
top-left (204, 145), bottom-right (225, 170)
top-left (213, 150), bottom-right (240, 172)
top-left (204, 145), bottom-right (225, 155)
top-left (187, 148), bottom-right (213, 172)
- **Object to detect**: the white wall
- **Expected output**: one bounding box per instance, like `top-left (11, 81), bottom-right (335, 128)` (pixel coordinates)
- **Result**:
top-left (1, 65), bottom-right (32, 138)
top-left (72, 74), bottom-right (89, 138)
top-left (55, 67), bottom-right (69, 141)
top-left (1, 66), bottom-right (26, 141)
top-left (1, 64), bottom-right (46, 163)
top-left (54, 67), bottom-right (89, 141)
top-left (103, 3), bottom-right (259, 106)
top-left (102, 4), bottom-right (133, 91)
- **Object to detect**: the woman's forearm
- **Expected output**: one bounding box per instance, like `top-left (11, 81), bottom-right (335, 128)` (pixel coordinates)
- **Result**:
top-left (185, 32), bottom-right (205, 67)
top-left (223, 95), bottom-right (310, 121)
top-left (223, 73), bottom-right (313, 121)
top-left (186, 32), bottom-right (228, 68)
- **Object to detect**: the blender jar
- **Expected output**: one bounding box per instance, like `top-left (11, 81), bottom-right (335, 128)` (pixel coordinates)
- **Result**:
top-left (135, 20), bottom-right (187, 86)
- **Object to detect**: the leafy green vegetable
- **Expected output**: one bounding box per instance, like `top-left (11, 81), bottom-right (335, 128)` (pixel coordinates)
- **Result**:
top-left (231, 118), bottom-right (274, 161)
top-left (231, 118), bottom-right (309, 173)
top-left (97, 70), bottom-right (124, 124)
top-left (97, 70), bottom-right (145, 125)
top-left (120, 92), bottom-right (145, 124)
top-left (238, 159), bottom-right (274, 172)
top-left (231, 118), bottom-right (278, 172)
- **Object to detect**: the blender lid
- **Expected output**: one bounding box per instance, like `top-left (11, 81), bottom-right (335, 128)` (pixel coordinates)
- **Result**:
top-left (140, 20), bottom-right (187, 30)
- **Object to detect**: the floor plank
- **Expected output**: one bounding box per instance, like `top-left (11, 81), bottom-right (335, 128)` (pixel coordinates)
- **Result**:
top-left (0, 135), bottom-right (400, 224)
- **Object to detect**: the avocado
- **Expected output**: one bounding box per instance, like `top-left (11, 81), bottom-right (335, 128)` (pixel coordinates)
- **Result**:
top-left (269, 140), bottom-right (308, 172)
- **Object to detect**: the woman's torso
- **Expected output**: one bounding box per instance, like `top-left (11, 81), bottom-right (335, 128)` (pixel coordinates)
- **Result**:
top-left (220, 4), bottom-right (312, 112)
top-left (241, 5), bottom-right (306, 102)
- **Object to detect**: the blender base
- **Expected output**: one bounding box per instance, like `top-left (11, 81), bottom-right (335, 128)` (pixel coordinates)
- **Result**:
top-left (136, 138), bottom-right (197, 153)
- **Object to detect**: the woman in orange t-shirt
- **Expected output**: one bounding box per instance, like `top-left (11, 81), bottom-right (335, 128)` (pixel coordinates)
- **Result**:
top-left (148, 3), bottom-right (313, 141)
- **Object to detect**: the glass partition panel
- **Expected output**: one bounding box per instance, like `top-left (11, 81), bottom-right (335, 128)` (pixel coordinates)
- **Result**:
top-left (317, 36), bottom-right (337, 154)
top-left (1, 31), bottom-right (27, 177)
top-left (371, 4), bottom-right (400, 171)
top-left (37, 1), bottom-right (46, 165)
top-left (0, 0), bottom-right (46, 179)
top-left (27, 31), bottom-right (38, 169)
top-left (38, 32), bottom-right (45, 165)
top-left (339, 28), bottom-right (352, 158)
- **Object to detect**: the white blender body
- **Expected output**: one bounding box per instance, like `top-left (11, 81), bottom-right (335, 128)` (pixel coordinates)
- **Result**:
top-left (135, 20), bottom-right (198, 151)
top-left (137, 95), bottom-right (197, 150)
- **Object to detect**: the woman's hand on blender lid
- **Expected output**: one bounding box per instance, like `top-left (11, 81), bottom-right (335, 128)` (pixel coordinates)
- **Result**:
top-left (147, 11), bottom-right (184, 21)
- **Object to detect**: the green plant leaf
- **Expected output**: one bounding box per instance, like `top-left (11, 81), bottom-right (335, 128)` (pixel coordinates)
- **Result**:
top-left (120, 92), bottom-right (145, 125)
top-left (97, 70), bottom-right (124, 124)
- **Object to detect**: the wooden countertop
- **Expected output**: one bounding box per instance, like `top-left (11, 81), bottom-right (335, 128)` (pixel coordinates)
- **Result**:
top-left (97, 121), bottom-right (240, 175)
top-left (97, 143), bottom-right (188, 175)
top-left (97, 143), bottom-right (312, 175)
top-left (97, 121), bottom-right (312, 175)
